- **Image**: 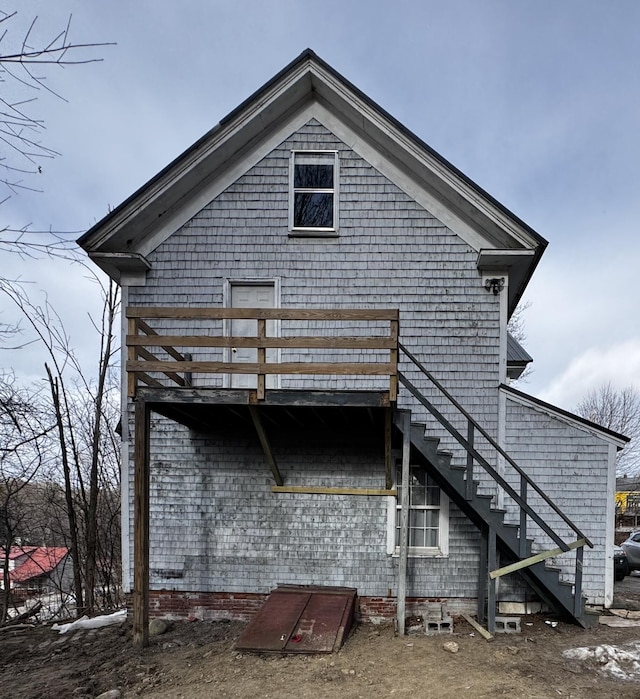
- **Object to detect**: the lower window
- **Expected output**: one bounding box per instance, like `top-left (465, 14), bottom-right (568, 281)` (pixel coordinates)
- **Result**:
top-left (388, 462), bottom-right (449, 557)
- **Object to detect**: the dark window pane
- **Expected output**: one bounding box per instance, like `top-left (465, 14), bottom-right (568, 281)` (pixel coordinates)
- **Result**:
top-left (294, 163), bottom-right (333, 189)
top-left (294, 192), bottom-right (333, 228)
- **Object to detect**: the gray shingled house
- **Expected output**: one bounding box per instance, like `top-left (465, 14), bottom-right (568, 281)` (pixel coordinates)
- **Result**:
top-left (78, 50), bottom-right (626, 646)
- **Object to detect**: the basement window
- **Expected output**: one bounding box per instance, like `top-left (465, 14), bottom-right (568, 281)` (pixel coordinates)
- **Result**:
top-left (387, 462), bottom-right (449, 557)
top-left (289, 151), bottom-right (338, 234)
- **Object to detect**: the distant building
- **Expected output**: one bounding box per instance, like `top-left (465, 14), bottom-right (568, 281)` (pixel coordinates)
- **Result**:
top-left (0, 546), bottom-right (71, 597)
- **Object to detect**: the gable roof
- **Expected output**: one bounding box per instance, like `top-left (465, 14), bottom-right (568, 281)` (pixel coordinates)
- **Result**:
top-left (502, 384), bottom-right (630, 446)
top-left (78, 49), bottom-right (547, 313)
top-left (0, 547), bottom-right (68, 583)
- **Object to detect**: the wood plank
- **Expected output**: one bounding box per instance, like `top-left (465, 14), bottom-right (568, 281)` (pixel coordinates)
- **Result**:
top-left (384, 407), bottom-right (392, 491)
top-left (136, 319), bottom-right (186, 362)
top-left (489, 538), bottom-right (586, 580)
top-left (127, 360), bottom-right (395, 375)
top-left (135, 347), bottom-right (186, 386)
top-left (271, 486), bottom-right (396, 496)
top-left (126, 335), bottom-right (397, 350)
top-left (249, 406), bottom-right (283, 486)
top-left (136, 372), bottom-right (163, 388)
top-left (126, 307), bottom-right (399, 321)
top-left (133, 400), bottom-right (150, 648)
top-left (461, 613), bottom-right (494, 641)
top-left (257, 319), bottom-right (266, 401)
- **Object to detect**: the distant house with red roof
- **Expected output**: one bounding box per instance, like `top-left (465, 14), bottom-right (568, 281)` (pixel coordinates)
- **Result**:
top-left (0, 546), bottom-right (71, 597)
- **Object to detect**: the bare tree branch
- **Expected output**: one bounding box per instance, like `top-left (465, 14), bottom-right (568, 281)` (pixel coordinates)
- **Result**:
top-left (575, 382), bottom-right (640, 476)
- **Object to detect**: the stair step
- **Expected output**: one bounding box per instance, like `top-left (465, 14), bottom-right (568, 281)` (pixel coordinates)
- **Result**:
top-left (403, 418), bottom-right (586, 626)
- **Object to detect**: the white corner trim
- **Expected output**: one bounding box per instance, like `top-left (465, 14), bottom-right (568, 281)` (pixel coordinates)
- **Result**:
top-left (604, 441), bottom-right (616, 608)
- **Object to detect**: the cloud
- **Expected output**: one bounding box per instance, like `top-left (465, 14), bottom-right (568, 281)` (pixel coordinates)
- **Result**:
top-left (538, 340), bottom-right (640, 411)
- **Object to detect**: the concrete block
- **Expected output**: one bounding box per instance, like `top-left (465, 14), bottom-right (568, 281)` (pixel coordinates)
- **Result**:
top-left (494, 616), bottom-right (521, 634)
top-left (425, 617), bottom-right (453, 635)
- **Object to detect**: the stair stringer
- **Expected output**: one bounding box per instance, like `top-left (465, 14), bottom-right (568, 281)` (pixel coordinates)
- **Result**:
top-left (404, 421), bottom-right (589, 627)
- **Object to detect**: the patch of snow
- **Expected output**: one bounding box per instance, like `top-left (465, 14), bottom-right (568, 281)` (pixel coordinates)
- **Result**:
top-left (52, 609), bottom-right (127, 634)
top-left (563, 641), bottom-right (640, 681)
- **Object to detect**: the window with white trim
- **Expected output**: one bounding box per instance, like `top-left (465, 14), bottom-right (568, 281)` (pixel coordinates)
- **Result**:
top-left (289, 151), bottom-right (338, 233)
top-left (387, 462), bottom-right (449, 556)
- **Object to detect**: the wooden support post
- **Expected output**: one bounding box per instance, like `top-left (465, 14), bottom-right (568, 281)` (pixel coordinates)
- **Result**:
top-left (248, 405), bottom-right (283, 486)
top-left (397, 410), bottom-right (411, 636)
top-left (257, 318), bottom-right (266, 401)
top-left (385, 407), bottom-right (392, 491)
top-left (487, 527), bottom-right (496, 634)
top-left (519, 475), bottom-right (528, 558)
top-left (477, 525), bottom-right (488, 624)
top-left (133, 399), bottom-right (150, 648)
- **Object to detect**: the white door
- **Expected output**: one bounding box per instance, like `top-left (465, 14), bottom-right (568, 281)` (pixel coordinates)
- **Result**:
top-left (229, 284), bottom-right (277, 388)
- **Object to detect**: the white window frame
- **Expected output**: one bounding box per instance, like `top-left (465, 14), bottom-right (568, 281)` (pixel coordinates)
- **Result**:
top-left (386, 461), bottom-right (449, 558)
top-left (289, 150), bottom-right (339, 235)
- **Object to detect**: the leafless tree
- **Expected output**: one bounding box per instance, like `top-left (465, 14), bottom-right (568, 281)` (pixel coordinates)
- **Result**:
top-left (575, 382), bottom-right (640, 476)
top-left (0, 10), bottom-right (112, 257)
top-left (1, 275), bottom-right (121, 615)
top-left (0, 373), bottom-right (53, 622)
top-left (507, 300), bottom-right (532, 383)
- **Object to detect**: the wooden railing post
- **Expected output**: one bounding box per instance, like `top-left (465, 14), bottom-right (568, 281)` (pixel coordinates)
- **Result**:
top-left (257, 318), bottom-right (266, 400)
top-left (389, 315), bottom-right (399, 402)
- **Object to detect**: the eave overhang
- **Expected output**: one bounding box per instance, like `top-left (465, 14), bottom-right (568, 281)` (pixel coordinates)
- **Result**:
top-left (88, 252), bottom-right (151, 285)
top-left (477, 249), bottom-right (540, 313)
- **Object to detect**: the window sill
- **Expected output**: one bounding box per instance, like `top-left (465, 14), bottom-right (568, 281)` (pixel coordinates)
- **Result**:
top-left (288, 230), bottom-right (339, 239)
top-left (390, 549), bottom-right (449, 559)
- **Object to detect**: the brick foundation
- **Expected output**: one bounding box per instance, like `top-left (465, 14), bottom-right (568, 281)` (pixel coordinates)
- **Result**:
top-left (131, 590), bottom-right (476, 625)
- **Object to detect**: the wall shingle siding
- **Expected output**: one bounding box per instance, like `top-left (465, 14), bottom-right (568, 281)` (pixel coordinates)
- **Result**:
top-left (504, 396), bottom-right (610, 604)
top-left (123, 120), bottom-right (608, 608)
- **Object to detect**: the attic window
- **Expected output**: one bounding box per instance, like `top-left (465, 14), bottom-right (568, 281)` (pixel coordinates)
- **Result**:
top-left (289, 151), bottom-right (338, 234)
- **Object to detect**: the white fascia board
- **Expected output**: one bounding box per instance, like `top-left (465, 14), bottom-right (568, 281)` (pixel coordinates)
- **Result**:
top-left (310, 63), bottom-right (540, 252)
top-left (502, 387), bottom-right (628, 448)
top-left (137, 103), bottom-right (319, 257)
top-left (85, 64), bottom-right (314, 253)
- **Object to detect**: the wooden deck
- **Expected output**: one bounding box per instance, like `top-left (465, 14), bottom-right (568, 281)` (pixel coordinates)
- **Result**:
top-left (126, 307), bottom-right (399, 403)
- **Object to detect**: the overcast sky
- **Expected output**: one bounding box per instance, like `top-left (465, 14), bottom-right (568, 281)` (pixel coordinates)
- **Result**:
top-left (1, 0), bottom-right (639, 412)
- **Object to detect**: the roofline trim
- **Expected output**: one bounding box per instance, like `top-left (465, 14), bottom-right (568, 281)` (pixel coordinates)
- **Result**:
top-left (501, 384), bottom-right (630, 446)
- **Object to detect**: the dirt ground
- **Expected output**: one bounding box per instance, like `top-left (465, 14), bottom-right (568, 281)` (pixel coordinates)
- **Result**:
top-left (4, 585), bottom-right (640, 699)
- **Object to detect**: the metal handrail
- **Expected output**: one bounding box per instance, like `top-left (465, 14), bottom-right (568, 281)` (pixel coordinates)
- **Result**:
top-left (398, 341), bottom-right (593, 550)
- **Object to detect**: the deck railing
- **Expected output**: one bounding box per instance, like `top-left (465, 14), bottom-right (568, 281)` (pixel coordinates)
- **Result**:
top-left (125, 307), bottom-right (399, 400)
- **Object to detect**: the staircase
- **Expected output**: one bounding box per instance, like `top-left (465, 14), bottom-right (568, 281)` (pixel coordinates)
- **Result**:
top-left (396, 343), bottom-right (593, 630)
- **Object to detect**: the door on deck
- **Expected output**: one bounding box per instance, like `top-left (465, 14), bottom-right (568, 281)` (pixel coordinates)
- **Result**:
top-left (229, 283), bottom-right (278, 389)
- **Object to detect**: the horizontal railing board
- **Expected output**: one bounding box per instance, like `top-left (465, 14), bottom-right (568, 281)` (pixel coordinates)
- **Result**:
top-left (126, 335), bottom-right (395, 349)
top-left (126, 307), bottom-right (398, 321)
top-left (127, 360), bottom-right (394, 375)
